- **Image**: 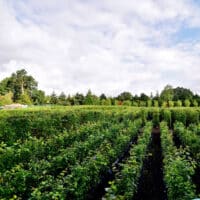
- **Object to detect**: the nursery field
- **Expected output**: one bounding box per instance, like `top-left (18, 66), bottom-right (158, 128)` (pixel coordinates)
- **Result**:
top-left (0, 106), bottom-right (200, 200)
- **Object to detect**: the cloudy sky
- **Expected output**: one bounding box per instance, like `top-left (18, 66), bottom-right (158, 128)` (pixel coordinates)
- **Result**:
top-left (1, 0), bottom-right (200, 96)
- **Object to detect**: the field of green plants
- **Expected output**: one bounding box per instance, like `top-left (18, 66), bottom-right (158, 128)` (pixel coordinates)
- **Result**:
top-left (0, 106), bottom-right (200, 200)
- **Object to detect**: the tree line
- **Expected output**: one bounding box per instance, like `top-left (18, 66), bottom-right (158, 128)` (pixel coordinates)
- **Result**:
top-left (0, 69), bottom-right (200, 107)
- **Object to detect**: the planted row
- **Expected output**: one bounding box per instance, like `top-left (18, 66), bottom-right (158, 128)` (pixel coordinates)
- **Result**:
top-left (0, 120), bottom-right (109, 172)
top-left (103, 121), bottom-right (152, 200)
top-left (160, 122), bottom-right (197, 200)
top-left (0, 119), bottom-right (142, 199)
top-left (0, 109), bottom-right (116, 145)
top-left (174, 122), bottom-right (200, 162)
top-left (30, 119), bottom-right (142, 200)
top-left (139, 108), bottom-right (200, 128)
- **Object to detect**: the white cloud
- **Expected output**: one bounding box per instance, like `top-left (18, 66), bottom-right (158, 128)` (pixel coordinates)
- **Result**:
top-left (0, 0), bottom-right (200, 96)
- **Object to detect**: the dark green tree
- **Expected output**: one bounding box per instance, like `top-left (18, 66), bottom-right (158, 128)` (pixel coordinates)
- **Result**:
top-left (74, 93), bottom-right (85, 105)
top-left (50, 91), bottom-right (58, 104)
top-left (0, 69), bottom-right (38, 102)
top-left (100, 93), bottom-right (107, 100)
top-left (31, 90), bottom-right (46, 105)
top-left (12, 69), bottom-right (37, 101)
top-left (58, 92), bottom-right (66, 105)
top-left (140, 93), bottom-right (149, 101)
top-left (0, 78), bottom-right (13, 95)
top-left (84, 90), bottom-right (99, 105)
top-left (117, 91), bottom-right (133, 101)
top-left (160, 85), bottom-right (174, 101)
top-left (193, 94), bottom-right (200, 105)
top-left (132, 94), bottom-right (139, 101)
top-left (173, 87), bottom-right (193, 101)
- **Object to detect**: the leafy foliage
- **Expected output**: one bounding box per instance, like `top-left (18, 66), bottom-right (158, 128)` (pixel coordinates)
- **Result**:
top-left (160, 85), bottom-right (174, 101)
top-left (103, 122), bottom-right (152, 199)
top-left (160, 122), bottom-right (196, 200)
top-left (0, 107), bottom-right (200, 199)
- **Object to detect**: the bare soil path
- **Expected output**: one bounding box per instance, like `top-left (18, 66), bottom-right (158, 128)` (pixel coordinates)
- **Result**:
top-left (134, 128), bottom-right (167, 200)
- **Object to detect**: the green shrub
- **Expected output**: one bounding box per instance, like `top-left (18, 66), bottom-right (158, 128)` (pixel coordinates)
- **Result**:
top-left (0, 92), bottom-right (13, 106)
top-left (184, 99), bottom-right (191, 107)
top-left (168, 101), bottom-right (174, 107)
top-left (160, 122), bottom-right (196, 200)
top-left (162, 109), bottom-right (172, 128)
top-left (17, 93), bottom-right (32, 105)
top-left (140, 109), bottom-right (148, 125)
top-left (192, 100), bottom-right (198, 107)
top-left (165, 153), bottom-right (196, 200)
top-left (101, 99), bottom-right (112, 106)
top-left (186, 109), bottom-right (199, 125)
top-left (171, 109), bottom-right (186, 125)
top-left (162, 101), bottom-right (167, 107)
top-left (147, 100), bottom-right (152, 107)
top-left (132, 101), bottom-right (138, 107)
top-left (152, 109), bottom-right (160, 127)
top-left (175, 100), bottom-right (182, 107)
top-left (153, 100), bottom-right (159, 107)
top-left (139, 101), bottom-right (146, 107)
top-left (123, 100), bottom-right (132, 106)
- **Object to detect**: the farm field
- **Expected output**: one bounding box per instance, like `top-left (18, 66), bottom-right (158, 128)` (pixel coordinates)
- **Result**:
top-left (0, 106), bottom-right (200, 200)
